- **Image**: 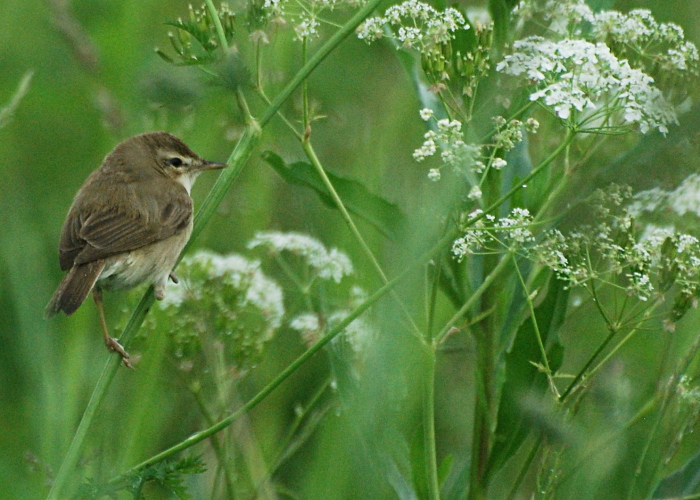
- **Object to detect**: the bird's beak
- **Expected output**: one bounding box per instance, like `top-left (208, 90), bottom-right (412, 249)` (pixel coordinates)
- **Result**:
top-left (196, 160), bottom-right (228, 171)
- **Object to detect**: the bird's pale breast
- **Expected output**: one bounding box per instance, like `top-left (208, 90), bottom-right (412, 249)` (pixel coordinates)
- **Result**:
top-left (97, 219), bottom-right (192, 299)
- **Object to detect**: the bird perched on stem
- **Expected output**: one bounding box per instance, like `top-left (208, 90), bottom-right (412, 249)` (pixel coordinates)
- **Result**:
top-left (46, 132), bottom-right (226, 368)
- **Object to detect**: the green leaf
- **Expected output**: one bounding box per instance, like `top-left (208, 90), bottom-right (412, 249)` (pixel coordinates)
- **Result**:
top-left (587, 0), bottom-right (614, 11)
top-left (486, 275), bottom-right (569, 477)
top-left (263, 151), bottom-right (407, 240)
top-left (410, 425), bottom-right (429, 500)
top-left (438, 454), bottom-right (454, 488)
top-left (488, 0), bottom-right (514, 46)
top-left (437, 252), bottom-right (467, 309)
top-left (132, 455), bottom-right (207, 500)
top-left (654, 448), bottom-right (700, 497)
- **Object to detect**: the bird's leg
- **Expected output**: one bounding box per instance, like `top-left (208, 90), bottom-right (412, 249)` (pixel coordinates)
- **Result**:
top-left (93, 287), bottom-right (133, 369)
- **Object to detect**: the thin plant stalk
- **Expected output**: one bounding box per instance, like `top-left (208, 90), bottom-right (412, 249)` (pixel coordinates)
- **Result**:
top-left (561, 300), bottom-right (662, 403)
top-left (301, 140), bottom-right (424, 339)
top-left (506, 438), bottom-right (542, 500)
top-left (512, 255), bottom-right (558, 397)
top-left (433, 255), bottom-right (511, 346)
top-left (110, 227), bottom-right (459, 485)
top-left (45, 291), bottom-right (155, 500)
top-left (45, 1), bottom-right (385, 495)
top-left (192, 388), bottom-right (237, 499)
top-left (424, 350), bottom-right (441, 500)
top-left (204, 0), bottom-right (229, 53)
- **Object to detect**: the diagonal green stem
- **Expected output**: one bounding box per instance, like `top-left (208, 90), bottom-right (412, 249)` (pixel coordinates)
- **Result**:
top-left (257, 0), bottom-right (383, 127)
top-left (110, 228), bottom-right (458, 485)
top-left (423, 350), bottom-right (441, 500)
top-left (433, 255), bottom-right (511, 346)
top-left (302, 141), bottom-right (424, 339)
top-left (46, 291), bottom-right (155, 500)
top-left (204, 0), bottom-right (229, 53)
top-left (45, 116), bottom-right (260, 500)
top-left (45, 2), bottom-right (384, 497)
top-left (512, 255), bottom-right (558, 397)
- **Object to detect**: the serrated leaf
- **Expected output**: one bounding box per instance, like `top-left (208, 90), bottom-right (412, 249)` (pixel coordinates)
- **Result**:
top-left (263, 151), bottom-right (406, 240)
top-left (486, 276), bottom-right (568, 477)
top-left (133, 455), bottom-right (207, 500)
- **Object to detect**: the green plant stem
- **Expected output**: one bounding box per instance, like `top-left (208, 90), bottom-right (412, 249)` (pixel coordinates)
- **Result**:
top-left (628, 378), bottom-right (673, 500)
top-left (558, 325), bottom-right (616, 403)
top-left (301, 140), bottom-right (424, 339)
top-left (192, 388), bottom-right (237, 499)
top-left (586, 303), bottom-right (661, 382)
top-left (506, 437), bottom-right (542, 500)
top-left (269, 377), bottom-right (332, 472)
top-left (424, 350), bottom-right (441, 500)
top-left (202, 1), bottom-right (254, 123)
top-left (433, 255), bottom-right (511, 346)
top-left (110, 228), bottom-right (459, 485)
top-left (512, 255), bottom-right (557, 396)
top-left (558, 282), bottom-right (617, 403)
top-left (257, 0), bottom-right (384, 127)
top-left (204, 0), bottom-right (229, 53)
top-left (45, 1), bottom-right (385, 493)
top-left (560, 300), bottom-right (661, 403)
top-left (45, 290), bottom-right (155, 500)
top-left (302, 37), bottom-right (310, 131)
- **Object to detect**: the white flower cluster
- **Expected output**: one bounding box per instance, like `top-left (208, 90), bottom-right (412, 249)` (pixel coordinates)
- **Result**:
top-left (357, 0), bottom-right (467, 49)
top-left (168, 250), bottom-right (286, 330)
top-left (530, 200), bottom-right (700, 305)
top-left (294, 17), bottom-right (320, 40)
top-left (497, 37), bottom-right (678, 134)
top-left (414, 110), bottom-right (537, 186)
top-left (248, 231), bottom-right (354, 283)
top-left (413, 113), bottom-right (482, 182)
top-left (629, 174), bottom-right (700, 220)
top-left (290, 311), bottom-right (376, 355)
top-left (261, 0), bottom-right (366, 41)
top-left (452, 208), bottom-right (535, 260)
top-left (590, 8), bottom-right (699, 74)
top-left (148, 249), bottom-right (285, 373)
top-left (492, 115), bottom-right (538, 152)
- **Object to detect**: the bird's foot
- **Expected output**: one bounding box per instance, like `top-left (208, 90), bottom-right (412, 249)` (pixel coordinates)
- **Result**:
top-left (105, 336), bottom-right (134, 369)
top-left (169, 272), bottom-right (179, 284)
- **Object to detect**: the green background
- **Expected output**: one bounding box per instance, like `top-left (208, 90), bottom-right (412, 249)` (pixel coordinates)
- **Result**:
top-left (1, 1), bottom-right (699, 498)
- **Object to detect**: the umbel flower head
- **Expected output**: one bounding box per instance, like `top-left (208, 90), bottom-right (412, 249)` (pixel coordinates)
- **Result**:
top-left (497, 37), bottom-right (678, 134)
top-left (255, 0), bottom-right (367, 41)
top-left (357, 0), bottom-right (466, 48)
top-left (142, 250), bottom-right (285, 375)
top-left (248, 231), bottom-right (354, 283)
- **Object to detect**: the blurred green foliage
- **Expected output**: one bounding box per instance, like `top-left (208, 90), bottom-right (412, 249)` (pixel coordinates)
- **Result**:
top-left (2, 1), bottom-right (700, 499)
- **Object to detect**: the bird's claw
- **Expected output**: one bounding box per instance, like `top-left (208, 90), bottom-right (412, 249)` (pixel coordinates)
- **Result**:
top-left (105, 336), bottom-right (134, 369)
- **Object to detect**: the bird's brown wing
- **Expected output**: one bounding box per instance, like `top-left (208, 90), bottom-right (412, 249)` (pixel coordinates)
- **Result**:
top-left (58, 183), bottom-right (193, 270)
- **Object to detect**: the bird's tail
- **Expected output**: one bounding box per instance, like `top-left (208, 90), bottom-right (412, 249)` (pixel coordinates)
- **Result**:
top-left (45, 261), bottom-right (106, 317)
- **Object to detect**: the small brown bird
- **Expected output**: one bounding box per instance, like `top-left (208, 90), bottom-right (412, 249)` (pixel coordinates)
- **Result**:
top-left (45, 132), bottom-right (226, 367)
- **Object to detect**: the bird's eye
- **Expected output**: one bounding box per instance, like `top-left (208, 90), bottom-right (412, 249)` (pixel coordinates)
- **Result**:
top-left (166, 157), bottom-right (183, 167)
